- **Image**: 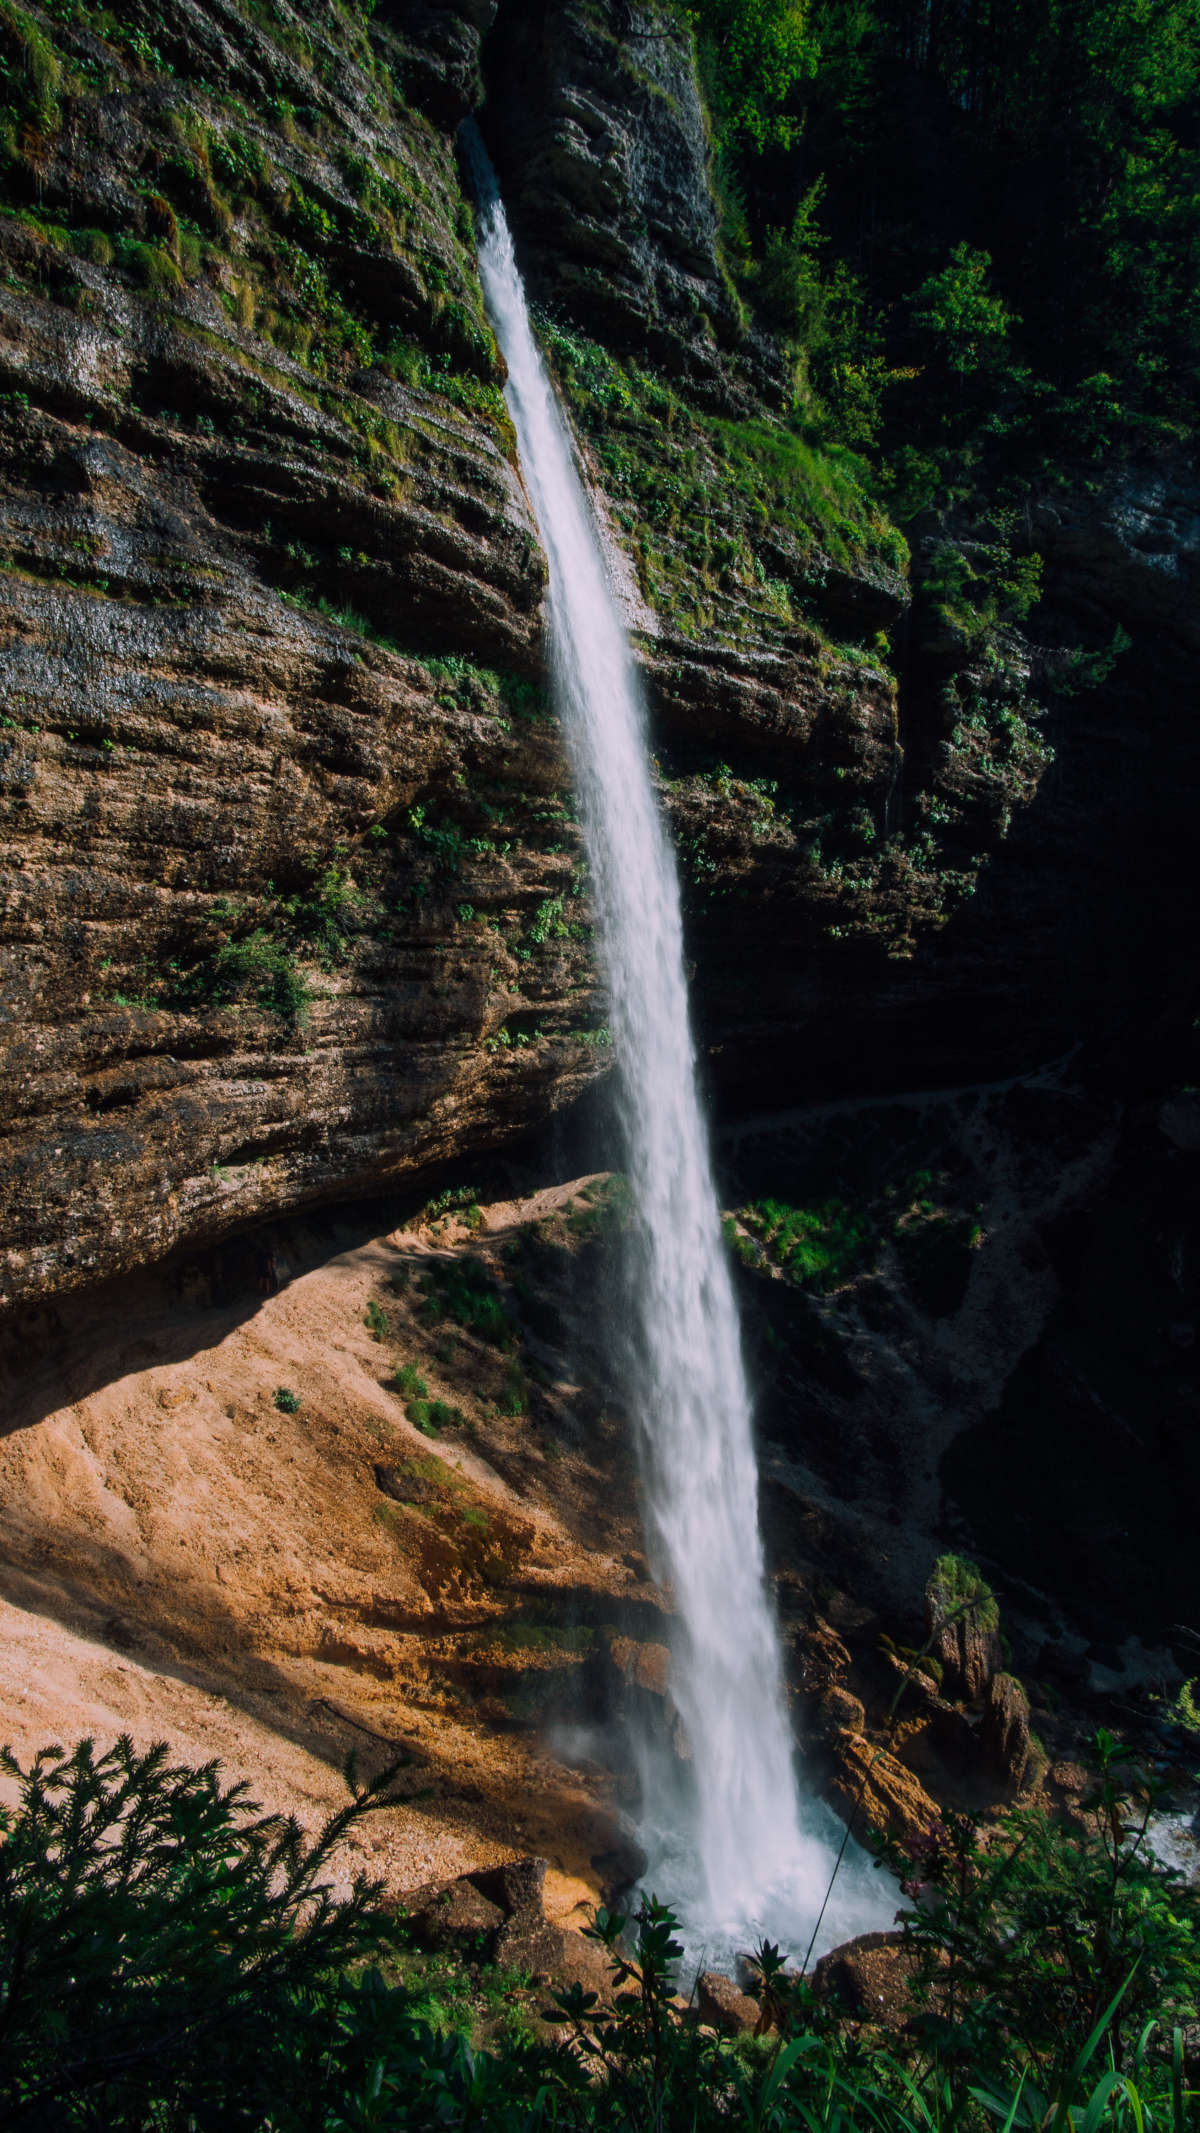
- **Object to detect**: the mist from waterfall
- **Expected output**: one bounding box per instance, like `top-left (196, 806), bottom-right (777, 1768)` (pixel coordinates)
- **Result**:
top-left (465, 122), bottom-right (890, 1965)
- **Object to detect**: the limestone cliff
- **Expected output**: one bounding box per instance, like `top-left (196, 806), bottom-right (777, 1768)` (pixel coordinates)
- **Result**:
top-left (0, 0), bottom-right (595, 1305)
top-left (0, 0), bottom-right (915, 1304)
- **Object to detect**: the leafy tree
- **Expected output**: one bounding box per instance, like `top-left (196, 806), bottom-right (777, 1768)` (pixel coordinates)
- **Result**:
top-left (690, 0), bottom-right (819, 153)
top-left (699, 0), bottom-right (1200, 494)
top-left (0, 1736), bottom-right (403, 2129)
top-left (755, 180), bottom-right (888, 441)
top-left (908, 244), bottom-right (1015, 380)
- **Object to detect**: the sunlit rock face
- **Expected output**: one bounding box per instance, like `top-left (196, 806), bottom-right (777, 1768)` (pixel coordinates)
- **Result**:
top-left (0, 0), bottom-right (608, 1306)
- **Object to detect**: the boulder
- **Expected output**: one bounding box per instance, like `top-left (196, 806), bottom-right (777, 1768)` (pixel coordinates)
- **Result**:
top-left (925, 1566), bottom-right (1002, 1702)
top-left (405, 1876), bottom-right (504, 1953)
top-left (812, 1930), bottom-right (920, 2028)
top-left (981, 1673), bottom-right (1032, 1791)
top-left (827, 1729), bottom-right (942, 1853)
top-left (1047, 1760), bottom-right (1091, 1800)
top-left (375, 1463), bottom-right (443, 1507)
top-left (607, 1636), bottom-right (671, 1698)
top-left (468, 1856), bottom-right (567, 1979)
top-left (815, 1685), bottom-right (867, 1741)
top-left (696, 1970), bottom-right (761, 2035)
top-left (468, 1855), bottom-right (548, 1919)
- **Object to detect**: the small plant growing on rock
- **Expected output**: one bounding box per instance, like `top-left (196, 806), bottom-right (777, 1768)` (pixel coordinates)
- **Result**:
top-left (419, 1256), bottom-right (515, 1345)
top-left (407, 1399), bottom-right (438, 1437)
top-left (364, 1298), bottom-right (388, 1341)
top-left (496, 1365), bottom-right (528, 1419)
top-left (274, 1386), bottom-right (301, 1413)
top-left (392, 1362), bottom-right (427, 1399)
top-left (428, 1399), bottom-right (464, 1432)
top-left (928, 1552), bottom-right (998, 1632)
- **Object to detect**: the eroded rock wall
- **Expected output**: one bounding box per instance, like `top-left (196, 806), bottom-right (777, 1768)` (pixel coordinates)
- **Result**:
top-left (0, 0), bottom-right (607, 1304)
top-left (0, 0), bottom-right (916, 1306)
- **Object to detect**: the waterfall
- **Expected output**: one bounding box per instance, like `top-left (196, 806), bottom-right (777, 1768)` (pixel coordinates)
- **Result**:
top-left (465, 124), bottom-right (889, 1964)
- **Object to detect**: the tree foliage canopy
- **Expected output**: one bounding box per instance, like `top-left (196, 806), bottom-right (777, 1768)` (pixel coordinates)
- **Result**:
top-left (693, 0), bottom-right (1200, 483)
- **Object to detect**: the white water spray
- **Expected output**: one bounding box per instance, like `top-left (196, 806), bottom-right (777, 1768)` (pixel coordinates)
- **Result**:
top-left (467, 126), bottom-right (890, 1963)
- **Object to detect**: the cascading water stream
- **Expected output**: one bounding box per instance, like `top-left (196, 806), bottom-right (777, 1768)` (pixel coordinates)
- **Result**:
top-left (466, 124), bottom-right (890, 1964)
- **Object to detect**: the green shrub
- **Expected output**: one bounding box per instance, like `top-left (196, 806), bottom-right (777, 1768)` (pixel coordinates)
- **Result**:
top-left (278, 861), bottom-right (358, 962)
top-left (392, 1361), bottom-right (427, 1399)
top-left (0, 1736), bottom-right (413, 2130)
top-left (742, 1194), bottom-right (877, 1291)
top-left (884, 1730), bottom-right (1200, 2096)
top-left (418, 1256), bottom-right (515, 1345)
top-left (187, 931), bottom-right (311, 1020)
top-left (274, 1386), bottom-right (301, 1413)
top-left (428, 1399), bottom-right (464, 1432)
top-left (495, 1365), bottom-right (527, 1419)
top-left (0, 1731), bottom-right (1194, 2130)
top-left (0, 1), bottom-right (61, 131)
top-left (364, 1298), bottom-right (389, 1342)
top-left (119, 239), bottom-right (184, 296)
top-left (73, 227), bottom-right (114, 267)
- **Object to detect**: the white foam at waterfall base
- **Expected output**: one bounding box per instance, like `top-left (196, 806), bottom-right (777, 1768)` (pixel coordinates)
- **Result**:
top-left (465, 122), bottom-right (896, 1968)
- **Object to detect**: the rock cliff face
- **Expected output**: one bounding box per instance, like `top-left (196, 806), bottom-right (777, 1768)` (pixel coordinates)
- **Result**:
top-left (0, 0), bottom-right (601, 1305)
top-left (0, 0), bottom-right (918, 1304)
top-left (484, 0), bottom-right (749, 398)
top-left (477, 2), bottom-right (1200, 1119)
top-left (2, 0), bottom-right (1199, 1916)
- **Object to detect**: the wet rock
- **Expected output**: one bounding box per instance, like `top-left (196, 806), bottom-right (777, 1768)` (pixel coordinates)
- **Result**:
top-left (798, 1619), bottom-right (854, 1694)
top-left (607, 1635), bottom-right (671, 1698)
top-left (696, 1969), bottom-right (761, 2035)
top-left (827, 1730), bottom-right (942, 1852)
top-left (591, 1834), bottom-right (649, 1905)
top-left (815, 1685), bottom-right (867, 1740)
